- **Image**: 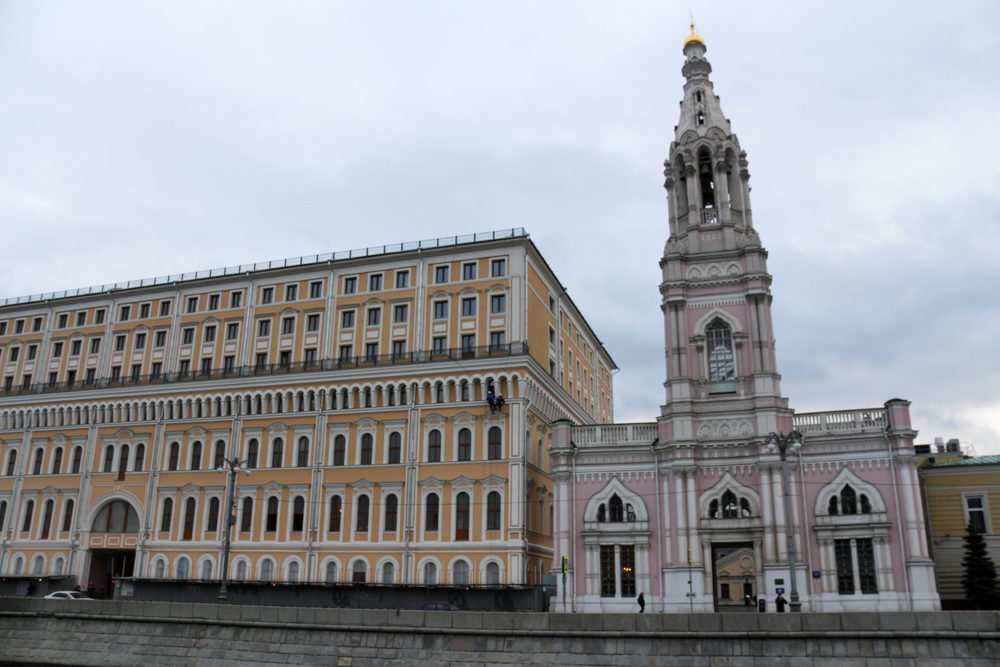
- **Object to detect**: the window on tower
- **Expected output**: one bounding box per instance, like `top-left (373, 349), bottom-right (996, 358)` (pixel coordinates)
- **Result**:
top-left (706, 318), bottom-right (736, 394)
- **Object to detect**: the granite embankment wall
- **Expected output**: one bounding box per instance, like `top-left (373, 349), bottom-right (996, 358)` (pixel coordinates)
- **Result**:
top-left (1, 598), bottom-right (999, 667)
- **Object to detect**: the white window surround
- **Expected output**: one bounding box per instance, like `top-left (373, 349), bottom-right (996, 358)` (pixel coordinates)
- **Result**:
top-left (375, 556), bottom-right (400, 583)
top-left (450, 557), bottom-right (473, 585)
top-left (813, 468), bottom-right (887, 518)
top-left (962, 493), bottom-right (992, 534)
top-left (698, 472), bottom-right (762, 519)
top-left (418, 556), bottom-right (442, 584)
top-left (479, 557), bottom-right (505, 585)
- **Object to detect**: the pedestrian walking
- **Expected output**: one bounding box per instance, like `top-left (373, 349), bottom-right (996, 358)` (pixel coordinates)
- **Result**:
top-left (637, 592), bottom-right (645, 613)
top-left (775, 594), bottom-right (787, 612)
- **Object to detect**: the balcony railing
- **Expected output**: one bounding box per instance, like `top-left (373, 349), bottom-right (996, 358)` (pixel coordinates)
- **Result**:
top-left (0, 228), bottom-right (528, 307)
top-left (793, 408), bottom-right (888, 436)
top-left (0, 342), bottom-right (529, 398)
top-left (700, 209), bottom-right (719, 225)
top-left (572, 422), bottom-right (659, 446)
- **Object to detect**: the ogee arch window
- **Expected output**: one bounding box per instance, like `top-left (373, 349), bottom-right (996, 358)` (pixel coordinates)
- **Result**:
top-left (706, 319), bottom-right (735, 393)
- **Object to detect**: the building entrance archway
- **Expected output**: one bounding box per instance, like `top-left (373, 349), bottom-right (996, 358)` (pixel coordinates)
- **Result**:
top-left (85, 499), bottom-right (141, 598)
top-left (711, 542), bottom-right (756, 612)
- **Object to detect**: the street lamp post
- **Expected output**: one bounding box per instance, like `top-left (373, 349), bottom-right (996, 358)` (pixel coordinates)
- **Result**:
top-left (765, 430), bottom-right (804, 613)
top-left (217, 457), bottom-right (251, 601)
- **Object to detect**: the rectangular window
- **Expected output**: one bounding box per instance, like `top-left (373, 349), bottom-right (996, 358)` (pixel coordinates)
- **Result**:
top-left (48, 372), bottom-right (57, 387)
top-left (343, 277), bottom-right (357, 294)
top-left (120, 305), bottom-right (130, 321)
top-left (255, 353), bottom-right (267, 368)
top-left (304, 348), bottom-right (316, 365)
top-left (395, 270), bottom-right (409, 288)
top-left (462, 262), bottom-right (477, 281)
top-left (432, 337), bottom-right (446, 354)
top-left (140, 303), bottom-right (150, 319)
top-left (339, 345), bottom-right (352, 361)
top-left (966, 496), bottom-right (988, 534)
top-left (71, 340), bottom-right (82, 356)
top-left (230, 292), bottom-right (242, 308)
top-left (204, 326), bottom-right (216, 342)
top-left (309, 281), bottom-right (322, 299)
top-left (26, 345), bottom-right (37, 361)
top-left (620, 545), bottom-right (636, 598)
top-left (223, 356), bottom-right (234, 372)
top-left (491, 294), bottom-right (506, 313)
top-left (159, 301), bottom-right (171, 317)
top-left (186, 297), bottom-right (198, 313)
top-left (85, 368), bottom-right (96, 382)
top-left (52, 342), bottom-right (63, 358)
top-left (154, 331), bottom-right (167, 348)
top-left (433, 301), bottom-right (447, 319)
top-left (366, 308), bottom-right (380, 326)
top-left (95, 309), bottom-right (105, 324)
top-left (182, 328), bottom-right (194, 345)
top-left (600, 545), bottom-right (616, 597)
top-left (21, 373), bottom-right (31, 388)
top-left (32, 317), bottom-right (42, 332)
top-left (134, 333), bottom-right (146, 350)
top-left (115, 335), bottom-right (126, 352)
top-left (111, 366), bottom-right (121, 380)
top-left (491, 258), bottom-right (506, 277)
top-left (178, 359), bottom-right (190, 376)
top-left (279, 350), bottom-right (291, 367)
top-left (285, 284), bottom-right (297, 302)
top-left (200, 358), bottom-right (212, 374)
top-left (835, 538), bottom-right (855, 594)
top-left (89, 338), bottom-right (101, 354)
top-left (58, 314), bottom-right (68, 328)
top-left (857, 538), bottom-right (878, 594)
top-left (307, 314), bottom-right (320, 332)
top-left (261, 287), bottom-right (273, 304)
top-left (208, 294), bottom-right (220, 310)
top-left (393, 304), bottom-right (408, 323)
top-left (226, 323), bottom-right (239, 340)
top-left (369, 274), bottom-right (382, 291)
top-left (392, 340), bottom-right (406, 358)
top-left (3, 377), bottom-right (12, 390)
top-left (435, 265), bottom-right (449, 284)
top-left (461, 334), bottom-right (475, 354)
top-left (14, 320), bottom-right (24, 334)
top-left (490, 331), bottom-right (505, 348)
top-left (8, 348), bottom-right (18, 362)
top-left (365, 343), bottom-right (378, 360)
top-left (75, 313), bottom-right (86, 327)
top-left (281, 317), bottom-right (294, 335)
top-left (150, 362), bottom-right (161, 377)
top-left (341, 311), bottom-right (355, 328)
top-left (258, 320), bottom-right (270, 336)
top-left (461, 298), bottom-right (476, 317)
top-left (131, 364), bottom-right (141, 380)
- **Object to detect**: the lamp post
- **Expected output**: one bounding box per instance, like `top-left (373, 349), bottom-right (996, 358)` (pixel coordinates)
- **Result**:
top-left (765, 430), bottom-right (804, 613)
top-left (217, 456), bottom-right (251, 601)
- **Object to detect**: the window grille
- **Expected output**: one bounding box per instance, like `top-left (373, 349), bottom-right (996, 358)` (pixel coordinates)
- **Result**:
top-left (857, 538), bottom-right (878, 594)
top-left (600, 545), bottom-right (616, 597)
top-left (835, 539), bottom-right (855, 594)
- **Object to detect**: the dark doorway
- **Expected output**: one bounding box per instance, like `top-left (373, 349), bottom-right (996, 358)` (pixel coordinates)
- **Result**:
top-left (86, 550), bottom-right (135, 599)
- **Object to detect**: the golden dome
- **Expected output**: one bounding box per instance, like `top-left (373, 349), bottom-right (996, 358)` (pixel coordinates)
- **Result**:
top-left (683, 21), bottom-right (705, 49)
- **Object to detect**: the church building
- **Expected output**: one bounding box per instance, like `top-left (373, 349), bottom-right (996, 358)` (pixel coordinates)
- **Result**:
top-left (549, 26), bottom-right (940, 613)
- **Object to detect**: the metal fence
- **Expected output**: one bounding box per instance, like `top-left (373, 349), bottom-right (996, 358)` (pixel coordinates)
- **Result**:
top-left (0, 342), bottom-right (530, 398)
top-left (0, 228), bottom-right (528, 307)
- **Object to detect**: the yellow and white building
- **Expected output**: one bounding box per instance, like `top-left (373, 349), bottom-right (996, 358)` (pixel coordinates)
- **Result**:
top-left (0, 228), bottom-right (615, 594)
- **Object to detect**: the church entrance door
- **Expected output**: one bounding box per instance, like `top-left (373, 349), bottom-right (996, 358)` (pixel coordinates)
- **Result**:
top-left (711, 543), bottom-right (756, 612)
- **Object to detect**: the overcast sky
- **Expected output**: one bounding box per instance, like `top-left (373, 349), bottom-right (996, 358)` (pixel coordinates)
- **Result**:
top-left (1, 2), bottom-right (998, 454)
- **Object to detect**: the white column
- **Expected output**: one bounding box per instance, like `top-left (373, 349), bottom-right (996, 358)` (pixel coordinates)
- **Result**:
top-left (760, 466), bottom-right (775, 562)
top-left (772, 467), bottom-right (787, 563)
top-left (897, 459), bottom-right (923, 559)
top-left (662, 474), bottom-right (673, 567)
top-left (880, 536), bottom-right (895, 592)
top-left (675, 472), bottom-right (688, 560)
top-left (686, 472), bottom-right (699, 564)
top-left (789, 466), bottom-right (803, 558)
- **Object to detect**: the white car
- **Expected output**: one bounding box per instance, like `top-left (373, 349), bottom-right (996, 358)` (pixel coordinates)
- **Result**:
top-left (43, 591), bottom-right (92, 600)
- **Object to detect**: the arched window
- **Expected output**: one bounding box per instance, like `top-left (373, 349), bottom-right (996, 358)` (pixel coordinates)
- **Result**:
top-left (1, 500), bottom-right (11, 532)
top-left (33, 449), bottom-right (43, 475)
top-left (214, 440), bottom-right (226, 469)
top-left (609, 495), bottom-right (624, 522)
top-left (176, 557), bottom-right (190, 580)
top-left (384, 494), bottom-right (398, 532)
top-left (207, 497), bottom-right (220, 533)
top-left (706, 319), bottom-right (735, 392)
top-left (240, 498), bottom-right (253, 532)
top-left (860, 494), bottom-right (872, 514)
top-left (160, 498), bottom-right (173, 532)
top-left (12, 556), bottom-right (23, 575)
top-left (71, 447), bottom-right (82, 474)
top-left (134, 444), bottom-right (145, 471)
top-left (597, 503), bottom-right (607, 522)
top-left (260, 558), bottom-right (274, 581)
top-left (428, 430), bottom-right (442, 462)
top-left (828, 496), bottom-right (839, 516)
top-left (356, 496), bottom-right (369, 532)
top-left (333, 435), bottom-right (346, 466)
top-left (297, 437), bottom-right (309, 467)
top-left (388, 432), bottom-right (401, 464)
top-left (6, 450), bottom-right (18, 476)
top-left (51, 447), bottom-right (63, 474)
top-left (201, 560), bottom-right (213, 580)
top-left (435, 382), bottom-right (444, 403)
top-left (53, 557), bottom-right (64, 575)
top-left (487, 491), bottom-right (501, 530)
top-left (190, 441), bottom-right (202, 470)
top-left (425, 493), bottom-right (440, 531)
top-left (33, 555), bottom-right (44, 575)
top-left (740, 498), bottom-right (752, 518)
top-left (841, 486), bottom-right (858, 515)
top-left (103, 445), bottom-right (115, 473)
top-left (458, 428), bottom-right (472, 461)
top-left (461, 381), bottom-right (470, 402)
top-left (453, 560), bottom-right (470, 585)
top-left (62, 499), bottom-right (74, 532)
top-left (721, 490), bottom-right (738, 519)
top-left (382, 562), bottom-right (395, 584)
top-left (709, 500), bottom-right (719, 519)
top-left (360, 434), bottom-right (373, 465)
top-left (22, 500), bottom-right (35, 533)
top-left (270, 438), bottom-right (283, 468)
top-left (266, 497), bottom-right (279, 532)
top-left (235, 560), bottom-right (248, 580)
top-left (183, 498), bottom-right (196, 540)
top-left (488, 427), bottom-right (502, 460)
top-left (698, 150), bottom-right (714, 207)
top-left (288, 561), bottom-right (299, 582)
top-left (456, 492), bottom-right (470, 541)
top-left (246, 439), bottom-right (258, 468)
top-left (41, 499), bottom-right (54, 539)
top-left (325, 561), bottom-right (338, 583)
top-left (117, 444), bottom-right (129, 480)
top-left (292, 496), bottom-right (305, 532)
top-left (424, 561), bottom-right (437, 585)
top-left (168, 442), bottom-right (179, 471)
top-left (329, 496), bottom-right (342, 532)
top-left (352, 560), bottom-right (367, 583)
top-left (486, 562), bottom-right (500, 586)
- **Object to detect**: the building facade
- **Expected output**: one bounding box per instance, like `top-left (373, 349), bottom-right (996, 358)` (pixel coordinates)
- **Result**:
top-left (0, 229), bottom-right (615, 595)
top-left (550, 27), bottom-right (939, 613)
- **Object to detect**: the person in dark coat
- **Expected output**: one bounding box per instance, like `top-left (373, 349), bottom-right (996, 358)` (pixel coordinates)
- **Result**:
top-left (637, 592), bottom-right (645, 613)
top-left (775, 594), bottom-right (787, 612)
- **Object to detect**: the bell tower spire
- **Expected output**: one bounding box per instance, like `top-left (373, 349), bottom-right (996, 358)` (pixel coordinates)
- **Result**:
top-left (658, 26), bottom-right (792, 445)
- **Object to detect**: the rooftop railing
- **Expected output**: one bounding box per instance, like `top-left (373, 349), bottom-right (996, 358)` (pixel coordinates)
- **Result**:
top-left (0, 342), bottom-right (529, 398)
top-left (572, 422), bottom-right (659, 446)
top-left (793, 408), bottom-right (888, 436)
top-left (0, 228), bottom-right (528, 307)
